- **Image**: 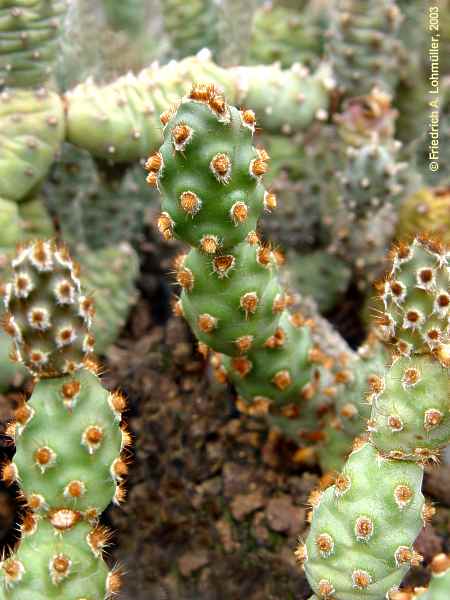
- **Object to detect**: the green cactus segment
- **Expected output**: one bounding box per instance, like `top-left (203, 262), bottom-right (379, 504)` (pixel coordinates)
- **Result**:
top-left (369, 355), bottom-right (450, 461)
top-left (0, 519), bottom-right (109, 599)
top-left (248, 4), bottom-right (323, 68)
top-left (376, 237), bottom-right (450, 359)
top-left (180, 242), bottom-right (282, 356)
top-left (304, 442), bottom-right (425, 600)
top-left (2, 240), bottom-right (93, 377)
top-left (234, 63), bottom-right (331, 133)
top-left (327, 0), bottom-right (403, 96)
top-left (161, 0), bottom-right (220, 59)
top-left (0, 243), bottom-right (126, 599)
top-left (65, 54), bottom-right (331, 160)
top-left (318, 338), bottom-right (389, 473)
top-left (0, 89), bottom-right (64, 202)
top-left (80, 244), bottom-right (139, 355)
top-left (11, 369), bottom-right (122, 514)
top-left (158, 100), bottom-right (265, 251)
top-left (396, 188), bottom-right (450, 245)
top-left (0, 0), bottom-right (67, 89)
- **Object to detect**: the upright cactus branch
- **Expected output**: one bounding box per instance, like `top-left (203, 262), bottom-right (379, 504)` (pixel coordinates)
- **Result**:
top-left (0, 240), bottom-right (129, 598)
top-left (298, 236), bottom-right (450, 600)
top-left (327, 0), bottom-right (404, 96)
top-left (0, 0), bottom-right (66, 205)
top-left (0, 0), bottom-right (67, 89)
top-left (149, 84), bottom-right (346, 442)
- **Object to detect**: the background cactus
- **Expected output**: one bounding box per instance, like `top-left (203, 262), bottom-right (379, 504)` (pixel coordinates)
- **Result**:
top-left (248, 2), bottom-right (324, 68)
top-left (0, 0), bottom-right (67, 88)
top-left (160, 0), bottom-right (220, 60)
top-left (64, 52), bottom-right (331, 161)
top-left (327, 0), bottom-right (404, 96)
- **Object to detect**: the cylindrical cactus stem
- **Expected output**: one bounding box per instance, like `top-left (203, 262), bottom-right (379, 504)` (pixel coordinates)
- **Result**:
top-left (299, 236), bottom-right (450, 600)
top-left (150, 84), bottom-right (345, 442)
top-left (327, 0), bottom-right (404, 96)
top-left (65, 52), bottom-right (331, 161)
top-left (330, 87), bottom-right (421, 292)
top-left (0, 0), bottom-right (68, 89)
top-left (0, 240), bottom-right (129, 598)
top-left (161, 0), bottom-right (221, 59)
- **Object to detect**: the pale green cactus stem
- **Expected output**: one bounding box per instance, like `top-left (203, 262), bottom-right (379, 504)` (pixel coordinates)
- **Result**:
top-left (299, 236), bottom-right (450, 600)
top-left (149, 84), bottom-right (347, 443)
top-left (0, 240), bottom-right (129, 598)
top-left (65, 52), bottom-right (332, 161)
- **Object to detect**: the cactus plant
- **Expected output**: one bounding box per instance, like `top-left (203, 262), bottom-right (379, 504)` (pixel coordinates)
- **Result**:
top-left (150, 84), bottom-right (342, 442)
top-left (298, 236), bottom-right (450, 600)
top-left (0, 240), bottom-right (129, 598)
